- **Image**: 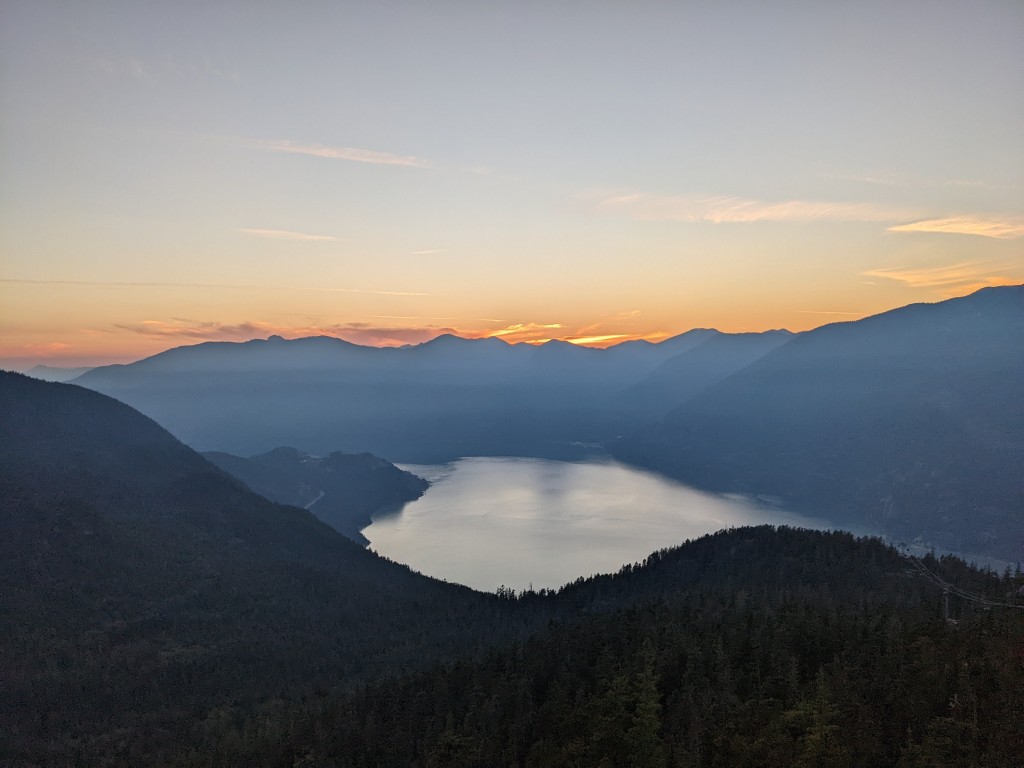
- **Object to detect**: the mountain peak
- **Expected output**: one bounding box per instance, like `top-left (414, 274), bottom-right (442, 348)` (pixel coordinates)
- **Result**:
top-left (539, 339), bottom-right (574, 347)
top-left (420, 333), bottom-right (510, 349)
top-left (422, 333), bottom-right (467, 346)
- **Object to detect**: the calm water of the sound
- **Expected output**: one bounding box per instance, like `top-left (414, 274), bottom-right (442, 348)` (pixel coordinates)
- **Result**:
top-left (362, 456), bottom-right (834, 592)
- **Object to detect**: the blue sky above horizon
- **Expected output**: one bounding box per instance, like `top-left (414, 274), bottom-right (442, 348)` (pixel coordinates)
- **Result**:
top-left (2, 1), bottom-right (1022, 368)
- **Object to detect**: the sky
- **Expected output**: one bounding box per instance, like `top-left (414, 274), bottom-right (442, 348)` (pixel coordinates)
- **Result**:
top-left (1, 0), bottom-right (1022, 369)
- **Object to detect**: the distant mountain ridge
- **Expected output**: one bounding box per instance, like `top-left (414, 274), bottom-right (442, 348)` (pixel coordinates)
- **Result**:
top-left (25, 364), bottom-right (94, 382)
top-left (72, 327), bottom-right (787, 461)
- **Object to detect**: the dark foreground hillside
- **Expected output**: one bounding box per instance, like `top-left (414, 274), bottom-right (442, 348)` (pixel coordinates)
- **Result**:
top-left (1, 372), bottom-right (1021, 766)
top-left (176, 528), bottom-right (1024, 768)
top-left (0, 372), bottom-right (524, 765)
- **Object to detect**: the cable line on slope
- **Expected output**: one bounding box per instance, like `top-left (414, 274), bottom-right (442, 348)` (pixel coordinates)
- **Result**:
top-left (899, 547), bottom-right (1024, 611)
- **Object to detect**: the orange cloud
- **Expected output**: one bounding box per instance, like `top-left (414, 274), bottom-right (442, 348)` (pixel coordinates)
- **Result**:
top-left (0, 278), bottom-right (427, 297)
top-left (113, 319), bottom-right (458, 347)
top-left (459, 322), bottom-right (564, 344)
top-left (565, 334), bottom-right (629, 346)
top-left (115, 320), bottom-right (277, 340)
top-left (108, 317), bottom-right (678, 350)
top-left (257, 139), bottom-right (430, 168)
top-left (464, 321), bottom-right (670, 348)
top-left (887, 216), bottom-right (1024, 239)
top-left (568, 330), bottom-right (676, 347)
top-left (238, 228), bottom-right (339, 241)
top-left (597, 192), bottom-right (921, 224)
top-left (18, 342), bottom-right (70, 355)
top-left (1, 316), bottom-right (692, 372)
top-left (863, 262), bottom-right (1021, 296)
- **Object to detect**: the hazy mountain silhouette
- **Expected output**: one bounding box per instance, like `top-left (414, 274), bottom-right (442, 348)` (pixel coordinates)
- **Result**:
top-left (204, 446), bottom-right (428, 543)
top-left (25, 364), bottom-right (94, 382)
top-left (614, 285), bottom-right (1024, 560)
top-left (608, 326), bottom-right (719, 359)
top-left (70, 329), bottom-right (737, 461)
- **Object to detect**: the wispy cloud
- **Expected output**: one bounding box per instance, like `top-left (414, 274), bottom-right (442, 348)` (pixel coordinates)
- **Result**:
top-left (114, 319), bottom-right (456, 347)
top-left (90, 51), bottom-right (239, 83)
top-left (827, 168), bottom-right (1024, 191)
top-left (115, 320), bottom-right (271, 340)
top-left (826, 172), bottom-right (993, 189)
top-left (887, 216), bottom-right (1024, 239)
top-left (304, 286), bottom-right (429, 296)
top-left (238, 228), bottom-right (339, 242)
top-left (826, 172), bottom-right (910, 187)
top-left (411, 248), bottom-right (446, 256)
top-left (574, 310), bottom-right (641, 337)
top-left (863, 261), bottom-right (1021, 296)
top-left (0, 278), bottom-right (427, 297)
top-left (18, 342), bottom-right (71, 355)
top-left (367, 315), bottom-right (459, 321)
top-left (460, 322), bottom-right (564, 344)
top-left (256, 139), bottom-right (430, 168)
top-left (565, 334), bottom-right (630, 346)
top-left (331, 325), bottom-right (455, 346)
top-left (796, 310), bottom-right (866, 316)
top-left (458, 317), bottom-right (666, 347)
top-left (597, 193), bottom-right (920, 224)
top-left (113, 318), bottom-right (616, 348)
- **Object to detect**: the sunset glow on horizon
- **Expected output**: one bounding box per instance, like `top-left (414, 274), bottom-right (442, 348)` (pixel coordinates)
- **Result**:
top-left (2, 2), bottom-right (1022, 370)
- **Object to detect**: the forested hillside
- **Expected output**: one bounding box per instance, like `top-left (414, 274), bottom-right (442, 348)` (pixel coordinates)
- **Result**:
top-left (204, 447), bottom-right (427, 543)
top-left (169, 528), bottom-right (1024, 768)
top-left (0, 372), bottom-right (528, 764)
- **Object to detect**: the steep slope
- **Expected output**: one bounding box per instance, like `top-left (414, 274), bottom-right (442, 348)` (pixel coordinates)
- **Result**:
top-left (602, 327), bottom-right (720, 371)
top-left (203, 446), bottom-right (428, 543)
top-left (619, 329), bottom-right (794, 421)
top-left (0, 372), bottom-right (511, 763)
top-left (614, 285), bottom-right (1024, 560)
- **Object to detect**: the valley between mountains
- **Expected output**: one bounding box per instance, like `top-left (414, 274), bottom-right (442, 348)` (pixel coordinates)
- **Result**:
top-left (64, 285), bottom-right (1024, 562)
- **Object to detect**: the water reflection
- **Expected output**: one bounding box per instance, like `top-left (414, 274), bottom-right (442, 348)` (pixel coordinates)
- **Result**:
top-left (363, 456), bottom-right (833, 592)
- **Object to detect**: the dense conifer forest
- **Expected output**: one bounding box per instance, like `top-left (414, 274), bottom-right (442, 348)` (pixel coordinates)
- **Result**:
top-left (171, 529), bottom-right (1024, 768)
